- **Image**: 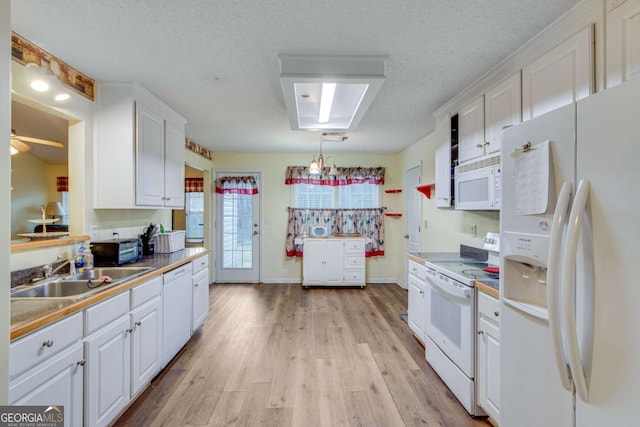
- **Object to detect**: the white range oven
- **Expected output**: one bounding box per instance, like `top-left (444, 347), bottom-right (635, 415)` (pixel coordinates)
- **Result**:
top-left (424, 259), bottom-right (498, 416)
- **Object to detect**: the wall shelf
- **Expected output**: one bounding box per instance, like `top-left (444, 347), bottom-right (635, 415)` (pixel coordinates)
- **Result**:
top-left (416, 183), bottom-right (434, 199)
top-left (384, 189), bottom-right (402, 193)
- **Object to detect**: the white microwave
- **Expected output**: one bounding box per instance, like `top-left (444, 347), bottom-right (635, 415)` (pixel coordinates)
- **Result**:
top-left (454, 161), bottom-right (501, 211)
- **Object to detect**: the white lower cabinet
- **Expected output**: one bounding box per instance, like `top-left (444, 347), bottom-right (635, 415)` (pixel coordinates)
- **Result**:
top-left (407, 260), bottom-right (427, 342)
top-left (85, 276), bottom-right (163, 427)
top-left (303, 238), bottom-right (366, 287)
top-left (192, 268), bottom-right (210, 333)
top-left (130, 296), bottom-right (163, 397)
top-left (10, 342), bottom-right (84, 427)
top-left (84, 291), bottom-right (131, 427)
top-left (476, 290), bottom-right (501, 424)
top-left (85, 314), bottom-right (131, 427)
top-left (302, 239), bottom-right (344, 286)
top-left (9, 312), bottom-right (84, 427)
top-left (191, 254), bottom-right (210, 333)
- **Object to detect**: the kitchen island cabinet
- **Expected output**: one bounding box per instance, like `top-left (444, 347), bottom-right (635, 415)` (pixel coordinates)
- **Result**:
top-left (302, 238), bottom-right (366, 288)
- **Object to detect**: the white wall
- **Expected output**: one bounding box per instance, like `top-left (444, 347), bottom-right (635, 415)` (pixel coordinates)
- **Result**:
top-left (211, 151), bottom-right (404, 284)
top-left (1, 0), bottom-right (11, 405)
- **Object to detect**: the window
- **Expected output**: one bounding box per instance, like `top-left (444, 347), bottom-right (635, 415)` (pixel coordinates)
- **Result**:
top-left (291, 183), bottom-right (381, 209)
top-left (185, 192), bottom-right (204, 241)
top-left (61, 191), bottom-right (70, 225)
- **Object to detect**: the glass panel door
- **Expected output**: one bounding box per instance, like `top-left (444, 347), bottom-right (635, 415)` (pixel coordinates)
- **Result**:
top-left (215, 172), bottom-right (260, 282)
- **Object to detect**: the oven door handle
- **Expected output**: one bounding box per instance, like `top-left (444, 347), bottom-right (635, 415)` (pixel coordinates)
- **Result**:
top-left (429, 277), bottom-right (471, 299)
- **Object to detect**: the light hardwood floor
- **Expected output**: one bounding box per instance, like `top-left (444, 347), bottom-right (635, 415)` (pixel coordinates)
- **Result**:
top-left (115, 283), bottom-right (492, 427)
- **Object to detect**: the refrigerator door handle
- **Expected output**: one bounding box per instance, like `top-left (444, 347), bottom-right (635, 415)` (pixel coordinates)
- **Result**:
top-left (547, 181), bottom-right (573, 391)
top-left (561, 179), bottom-right (591, 402)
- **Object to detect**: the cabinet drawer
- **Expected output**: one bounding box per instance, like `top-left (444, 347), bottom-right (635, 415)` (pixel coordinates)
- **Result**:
top-left (344, 255), bottom-right (364, 267)
top-left (344, 239), bottom-right (364, 253)
top-left (343, 269), bottom-right (365, 283)
top-left (131, 276), bottom-right (162, 309)
top-left (408, 260), bottom-right (427, 281)
top-left (478, 291), bottom-right (500, 326)
top-left (10, 312), bottom-right (83, 379)
top-left (191, 254), bottom-right (209, 275)
top-left (85, 292), bottom-right (130, 335)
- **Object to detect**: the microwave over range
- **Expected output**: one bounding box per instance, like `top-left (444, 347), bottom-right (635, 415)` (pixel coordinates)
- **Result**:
top-left (454, 155), bottom-right (501, 211)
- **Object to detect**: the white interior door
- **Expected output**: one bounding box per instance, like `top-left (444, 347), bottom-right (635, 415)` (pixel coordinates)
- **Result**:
top-left (404, 165), bottom-right (421, 289)
top-left (215, 172), bottom-right (261, 283)
top-left (405, 165), bottom-right (421, 253)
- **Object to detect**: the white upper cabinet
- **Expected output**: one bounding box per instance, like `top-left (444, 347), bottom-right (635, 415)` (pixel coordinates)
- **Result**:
top-left (522, 26), bottom-right (594, 120)
top-left (94, 82), bottom-right (186, 209)
top-left (458, 95), bottom-right (485, 164)
top-left (606, 0), bottom-right (640, 87)
top-left (434, 112), bottom-right (452, 208)
top-left (484, 72), bottom-right (522, 155)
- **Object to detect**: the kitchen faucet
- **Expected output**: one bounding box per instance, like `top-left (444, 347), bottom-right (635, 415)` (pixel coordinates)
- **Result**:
top-left (43, 257), bottom-right (77, 278)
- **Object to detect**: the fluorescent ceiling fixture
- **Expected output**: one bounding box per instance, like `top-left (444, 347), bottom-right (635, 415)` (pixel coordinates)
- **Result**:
top-left (318, 83), bottom-right (336, 123)
top-left (279, 54), bottom-right (386, 131)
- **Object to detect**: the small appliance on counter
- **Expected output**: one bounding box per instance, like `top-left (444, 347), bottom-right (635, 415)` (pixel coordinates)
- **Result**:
top-left (140, 223), bottom-right (158, 255)
top-left (91, 238), bottom-right (142, 266)
top-left (308, 224), bottom-right (330, 238)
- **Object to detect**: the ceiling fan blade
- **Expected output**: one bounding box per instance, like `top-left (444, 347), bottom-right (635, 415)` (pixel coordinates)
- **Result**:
top-left (15, 135), bottom-right (65, 148)
top-left (10, 138), bottom-right (32, 152)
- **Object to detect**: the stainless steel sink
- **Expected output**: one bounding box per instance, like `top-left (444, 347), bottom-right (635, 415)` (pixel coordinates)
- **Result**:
top-left (68, 266), bottom-right (154, 281)
top-left (11, 266), bottom-right (155, 299)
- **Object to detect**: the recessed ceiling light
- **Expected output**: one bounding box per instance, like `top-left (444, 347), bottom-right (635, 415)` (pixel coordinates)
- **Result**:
top-left (54, 92), bottom-right (70, 101)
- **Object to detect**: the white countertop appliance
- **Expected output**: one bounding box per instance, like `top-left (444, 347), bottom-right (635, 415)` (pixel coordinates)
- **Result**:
top-left (423, 254), bottom-right (498, 416)
top-left (500, 76), bottom-right (640, 426)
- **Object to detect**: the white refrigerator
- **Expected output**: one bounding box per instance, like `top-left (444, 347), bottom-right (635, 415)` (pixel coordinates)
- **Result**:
top-left (500, 75), bottom-right (640, 426)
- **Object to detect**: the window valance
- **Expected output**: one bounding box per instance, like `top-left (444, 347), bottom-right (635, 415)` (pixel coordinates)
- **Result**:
top-left (215, 176), bottom-right (259, 195)
top-left (185, 177), bottom-right (204, 193)
top-left (56, 176), bottom-right (68, 192)
top-left (285, 166), bottom-right (385, 186)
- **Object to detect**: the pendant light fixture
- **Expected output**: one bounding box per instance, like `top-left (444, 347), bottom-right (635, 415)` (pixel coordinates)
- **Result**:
top-left (309, 134), bottom-right (345, 175)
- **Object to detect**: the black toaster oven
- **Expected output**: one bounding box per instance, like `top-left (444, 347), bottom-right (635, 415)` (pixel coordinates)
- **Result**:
top-left (91, 238), bottom-right (142, 266)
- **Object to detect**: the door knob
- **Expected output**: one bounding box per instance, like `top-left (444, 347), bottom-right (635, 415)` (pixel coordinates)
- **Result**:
top-left (253, 230), bottom-right (259, 236)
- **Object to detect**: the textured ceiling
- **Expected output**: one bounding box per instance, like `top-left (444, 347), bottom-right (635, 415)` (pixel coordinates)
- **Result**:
top-left (11, 0), bottom-right (581, 154)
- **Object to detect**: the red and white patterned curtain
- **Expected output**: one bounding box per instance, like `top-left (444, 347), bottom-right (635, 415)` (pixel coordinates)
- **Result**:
top-left (185, 177), bottom-right (204, 193)
top-left (215, 176), bottom-right (259, 194)
top-left (56, 176), bottom-right (68, 192)
top-left (285, 208), bottom-right (385, 257)
top-left (284, 166), bottom-right (385, 185)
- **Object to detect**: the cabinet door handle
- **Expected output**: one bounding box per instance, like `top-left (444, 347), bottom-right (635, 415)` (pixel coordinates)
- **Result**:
top-left (476, 143), bottom-right (483, 148)
top-left (42, 340), bottom-right (54, 348)
top-left (477, 330), bottom-right (484, 336)
top-left (125, 328), bottom-right (133, 334)
top-left (135, 321), bottom-right (142, 327)
top-left (194, 283), bottom-right (199, 287)
top-left (77, 359), bottom-right (86, 367)
top-left (484, 141), bottom-right (490, 146)
top-left (494, 311), bottom-right (499, 317)
top-left (404, 234), bottom-right (409, 239)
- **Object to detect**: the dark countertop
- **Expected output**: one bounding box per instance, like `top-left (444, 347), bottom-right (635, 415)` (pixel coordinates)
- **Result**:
top-left (11, 247), bottom-right (210, 340)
